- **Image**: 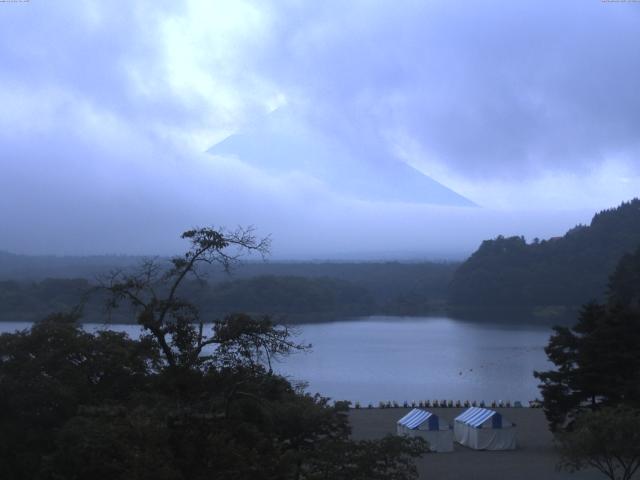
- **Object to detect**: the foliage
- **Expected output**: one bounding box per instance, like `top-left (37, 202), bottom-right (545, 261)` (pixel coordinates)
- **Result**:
top-left (0, 278), bottom-right (92, 322)
top-left (199, 275), bottom-right (374, 317)
top-left (534, 245), bottom-right (640, 431)
top-left (0, 227), bottom-right (427, 479)
top-left (557, 406), bottom-right (640, 480)
top-left (450, 199), bottom-right (640, 308)
top-left (0, 312), bottom-right (159, 480)
top-left (0, 275), bottom-right (375, 323)
top-left (608, 246), bottom-right (640, 312)
top-left (0, 253), bottom-right (457, 322)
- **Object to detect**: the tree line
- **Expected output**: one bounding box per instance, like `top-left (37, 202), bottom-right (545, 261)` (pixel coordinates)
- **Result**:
top-left (450, 199), bottom-right (640, 309)
top-left (0, 265), bottom-right (456, 323)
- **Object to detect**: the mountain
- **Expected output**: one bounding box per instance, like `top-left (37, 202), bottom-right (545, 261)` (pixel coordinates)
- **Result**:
top-left (208, 110), bottom-right (474, 206)
top-left (449, 199), bottom-right (640, 308)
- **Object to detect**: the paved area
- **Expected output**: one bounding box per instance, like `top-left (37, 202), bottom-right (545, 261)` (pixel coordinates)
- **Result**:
top-left (349, 408), bottom-right (607, 480)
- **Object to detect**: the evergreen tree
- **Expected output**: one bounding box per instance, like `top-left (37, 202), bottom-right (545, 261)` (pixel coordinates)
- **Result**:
top-left (450, 199), bottom-right (640, 308)
top-left (534, 246), bottom-right (640, 431)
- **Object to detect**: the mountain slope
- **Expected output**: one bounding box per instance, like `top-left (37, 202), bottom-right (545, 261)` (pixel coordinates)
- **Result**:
top-left (449, 199), bottom-right (640, 307)
top-left (208, 111), bottom-right (474, 206)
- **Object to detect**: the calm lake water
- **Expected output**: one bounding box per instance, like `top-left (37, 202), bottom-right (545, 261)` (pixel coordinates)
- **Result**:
top-left (0, 316), bottom-right (552, 404)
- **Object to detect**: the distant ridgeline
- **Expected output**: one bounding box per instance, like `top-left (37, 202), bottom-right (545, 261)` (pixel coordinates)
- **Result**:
top-left (0, 262), bottom-right (457, 323)
top-left (449, 199), bottom-right (640, 309)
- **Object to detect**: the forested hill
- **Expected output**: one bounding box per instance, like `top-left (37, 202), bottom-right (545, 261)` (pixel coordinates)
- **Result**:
top-left (0, 261), bottom-right (458, 323)
top-left (449, 199), bottom-right (640, 308)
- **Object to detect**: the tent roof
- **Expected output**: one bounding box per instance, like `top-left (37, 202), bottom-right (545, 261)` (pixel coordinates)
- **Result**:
top-left (397, 409), bottom-right (435, 429)
top-left (455, 407), bottom-right (499, 427)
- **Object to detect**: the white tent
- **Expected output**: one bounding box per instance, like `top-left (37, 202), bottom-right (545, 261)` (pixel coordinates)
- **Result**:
top-left (454, 407), bottom-right (517, 450)
top-left (397, 409), bottom-right (454, 453)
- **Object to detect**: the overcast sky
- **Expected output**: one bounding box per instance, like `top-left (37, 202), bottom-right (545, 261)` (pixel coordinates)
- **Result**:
top-left (1, 1), bottom-right (639, 259)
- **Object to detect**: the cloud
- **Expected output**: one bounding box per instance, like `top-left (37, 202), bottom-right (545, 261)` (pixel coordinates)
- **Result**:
top-left (0, 0), bottom-right (638, 257)
top-left (243, 0), bottom-right (640, 180)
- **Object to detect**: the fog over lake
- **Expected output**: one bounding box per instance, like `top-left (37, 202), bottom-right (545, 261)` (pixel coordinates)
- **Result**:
top-left (0, 316), bottom-right (551, 404)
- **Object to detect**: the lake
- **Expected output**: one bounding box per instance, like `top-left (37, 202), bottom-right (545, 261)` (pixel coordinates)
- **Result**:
top-left (0, 316), bottom-right (553, 405)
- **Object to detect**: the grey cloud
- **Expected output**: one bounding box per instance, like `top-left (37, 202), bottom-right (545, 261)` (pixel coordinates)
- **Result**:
top-left (0, 1), bottom-right (214, 140)
top-left (249, 0), bottom-right (640, 178)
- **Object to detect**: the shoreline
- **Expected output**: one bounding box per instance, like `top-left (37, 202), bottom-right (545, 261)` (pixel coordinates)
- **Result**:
top-left (0, 307), bottom-right (577, 326)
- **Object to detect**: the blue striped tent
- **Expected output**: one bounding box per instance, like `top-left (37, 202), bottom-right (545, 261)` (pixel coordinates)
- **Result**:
top-left (455, 407), bottom-right (504, 429)
top-left (454, 407), bottom-right (516, 450)
top-left (398, 408), bottom-right (440, 431)
top-left (396, 409), bottom-right (453, 452)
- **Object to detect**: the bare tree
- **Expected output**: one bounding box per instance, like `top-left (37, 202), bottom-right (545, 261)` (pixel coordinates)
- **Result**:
top-left (101, 226), bottom-right (271, 368)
